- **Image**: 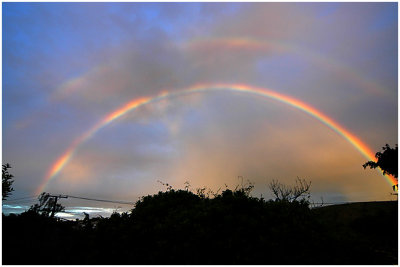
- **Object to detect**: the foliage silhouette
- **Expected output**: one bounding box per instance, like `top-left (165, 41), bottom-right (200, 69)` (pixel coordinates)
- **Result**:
top-left (363, 144), bottom-right (398, 190)
top-left (2, 163), bottom-right (14, 200)
top-left (2, 179), bottom-right (398, 264)
top-left (29, 192), bottom-right (65, 217)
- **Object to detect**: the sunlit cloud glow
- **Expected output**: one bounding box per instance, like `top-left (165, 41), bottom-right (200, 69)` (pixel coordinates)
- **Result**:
top-left (3, 3), bottom-right (397, 205)
top-left (37, 83), bottom-right (396, 195)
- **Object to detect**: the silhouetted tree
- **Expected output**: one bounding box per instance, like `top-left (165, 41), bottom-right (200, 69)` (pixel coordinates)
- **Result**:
top-left (363, 144), bottom-right (398, 190)
top-left (2, 163), bottom-right (14, 200)
top-left (29, 192), bottom-right (65, 217)
top-left (269, 177), bottom-right (311, 203)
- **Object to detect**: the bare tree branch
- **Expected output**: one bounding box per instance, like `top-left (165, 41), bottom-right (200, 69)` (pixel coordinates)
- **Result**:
top-left (269, 177), bottom-right (311, 202)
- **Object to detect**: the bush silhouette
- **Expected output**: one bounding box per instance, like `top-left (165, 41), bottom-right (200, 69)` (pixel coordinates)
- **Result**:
top-left (2, 180), bottom-right (397, 264)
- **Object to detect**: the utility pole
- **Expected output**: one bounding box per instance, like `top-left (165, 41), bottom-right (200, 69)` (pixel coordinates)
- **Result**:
top-left (48, 194), bottom-right (68, 218)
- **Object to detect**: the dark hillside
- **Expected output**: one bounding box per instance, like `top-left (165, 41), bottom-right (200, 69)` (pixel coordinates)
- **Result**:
top-left (314, 201), bottom-right (397, 223)
top-left (312, 201), bottom-right (398, 264)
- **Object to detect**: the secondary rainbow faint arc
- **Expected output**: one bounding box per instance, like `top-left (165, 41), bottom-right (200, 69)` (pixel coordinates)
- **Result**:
top-left (36, 83), bottom-right (396, 194)
top-left (50, 37), bottom-right (389, 102)
top-left (184, 37), bottom-right (388, 97)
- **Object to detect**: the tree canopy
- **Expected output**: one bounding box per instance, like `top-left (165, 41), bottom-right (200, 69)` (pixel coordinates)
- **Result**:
top-left (363, 144), bottom-right (398, 190)
top-left (2, 163), bottom-right (14, 200)
top-left (29, 193), bottom-right (66, 218)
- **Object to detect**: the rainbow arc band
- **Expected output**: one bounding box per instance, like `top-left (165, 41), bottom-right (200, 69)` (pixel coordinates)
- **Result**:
top-left (184, 37), bottom-right (388, 97)
top-left (52, 38), bottom-right (389, 103)
top-left (36, 83), bottom-right (396, 194)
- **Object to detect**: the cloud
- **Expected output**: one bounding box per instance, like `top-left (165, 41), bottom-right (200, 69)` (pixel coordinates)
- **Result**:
top-left (159, 94), bottom-right (391, 201)
top-left (3, 3), bottom-right (397, 203)
top-left (46, 92), bottom-right (392, 202)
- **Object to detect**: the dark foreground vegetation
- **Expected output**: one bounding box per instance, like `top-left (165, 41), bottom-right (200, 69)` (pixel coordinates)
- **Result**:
top-left (2, 184), bottom-right (398, 264)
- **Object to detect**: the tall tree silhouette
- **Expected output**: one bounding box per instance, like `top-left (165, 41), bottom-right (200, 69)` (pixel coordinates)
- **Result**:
top-left (363, 144), bottom-right (398, 190)
top-left (2, 163), bottom-right (14, 200)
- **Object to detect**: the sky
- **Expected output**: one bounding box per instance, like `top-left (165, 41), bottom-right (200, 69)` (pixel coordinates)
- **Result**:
top-left (2, 2), bottom-right (398, 217)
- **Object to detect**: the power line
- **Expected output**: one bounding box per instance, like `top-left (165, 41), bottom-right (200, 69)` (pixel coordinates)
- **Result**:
top-left (5, 192), bottom-right (394, 208)
top-left (3, 199), bottom-right (38, 205)
top-left (4, 194), bottom-right (135, 206)
top-left (3, 195), bottom-right (38, 202)
top-left (67, 195), bottom-right (135, 205)
top-left (4, 197), bottom-right (37, 202)
top-left (3, 200), bottom-right (36, 205)
top-left (310, 200), bottom-right (397, 207)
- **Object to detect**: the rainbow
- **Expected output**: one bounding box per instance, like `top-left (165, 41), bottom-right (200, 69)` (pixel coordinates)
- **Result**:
top-left (36, 83), bottom-right (396, 194)
top-left (185, 37), bottom-right (389, 97)
top-left (49, 37), bottom-right (390, 103)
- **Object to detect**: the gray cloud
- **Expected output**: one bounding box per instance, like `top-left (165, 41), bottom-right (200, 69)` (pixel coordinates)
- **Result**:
top-left (3, 3), bottom-right (397, 203)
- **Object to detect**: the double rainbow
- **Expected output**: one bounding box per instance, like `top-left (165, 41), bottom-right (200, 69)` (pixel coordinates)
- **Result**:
top-left (184, 37), bottom-right (389, 97)
top-left (36, 83), bottom-right (396, 194)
